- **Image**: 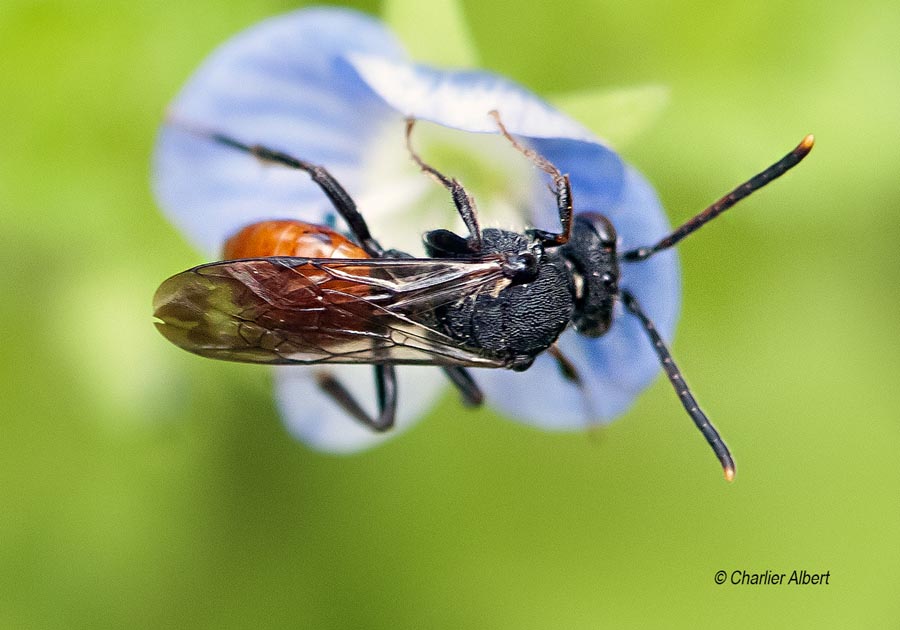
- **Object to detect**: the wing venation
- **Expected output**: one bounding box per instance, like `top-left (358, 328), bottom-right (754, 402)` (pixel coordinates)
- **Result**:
top-left (153, 256), bottom-right (512, 367)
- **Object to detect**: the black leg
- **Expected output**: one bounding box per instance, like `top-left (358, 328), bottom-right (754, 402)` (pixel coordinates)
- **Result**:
top-left (314, 365), bottom-right (397, 431)
top-left (442, 367), bottom-right (484, 407)
top-left (547, 344), bottom-right (597, 422)
top-left (621, 291), bottom-right (736, 481)
top-left (170, 118), bottom-right (406, 433)
top-left (404, 118), bottom-right (483, 250)
top-left (170, 118), bottom-right (386, 257)
top-left (489, 110), bottom-right (573, 247)
top-left (547, 344), bottom-right (580, 383)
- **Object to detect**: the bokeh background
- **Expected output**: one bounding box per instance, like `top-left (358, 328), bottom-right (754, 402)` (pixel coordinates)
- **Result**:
top-left (2, 0), bottom-right (898, 627)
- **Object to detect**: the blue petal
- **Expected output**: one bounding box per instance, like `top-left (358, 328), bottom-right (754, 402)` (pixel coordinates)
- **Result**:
top-left (346, 53), bottom-right (598, 141)
top-left (154, 8), bottom-right (408, 256)
top-left (343, 57), bottom-right (630, 248)
top-left (154, 7), bottom-right (681, 440)
top-left (275, 365), bottom-right (445, 453)
top-left (477, 165), bottom-right (680, 429)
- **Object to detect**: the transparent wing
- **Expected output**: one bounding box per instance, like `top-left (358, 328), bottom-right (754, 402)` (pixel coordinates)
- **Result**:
top-left (153, 256), bottom-right (512, 368)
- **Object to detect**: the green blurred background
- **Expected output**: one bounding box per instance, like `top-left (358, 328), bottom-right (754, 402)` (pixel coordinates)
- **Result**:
top-left (2, 0), bottom-right (898, 627)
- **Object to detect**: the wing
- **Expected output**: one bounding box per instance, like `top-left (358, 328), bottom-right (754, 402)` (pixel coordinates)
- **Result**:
top-left (153, 256), bottom-right (513, 368)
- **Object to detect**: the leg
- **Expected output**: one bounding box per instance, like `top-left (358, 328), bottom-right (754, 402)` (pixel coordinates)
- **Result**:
top-left (315, 365), bottom-right (397, 431)
top-left (170, 118), bottom-right (386, 257)
top-left (169, 119), bottom-right (406, 431)
top-left (621, 291), bottom-right (736, 481)
top-left (547, 344), bottom-right (580, 383)
top-left (489, 110), bottom-right (573, 247)
top-left (547, 344), bottom-right (596, 423)
top-left (442, 366), bottom-right (484, 407)
top-left (404, 118), bottom-right (483, 250)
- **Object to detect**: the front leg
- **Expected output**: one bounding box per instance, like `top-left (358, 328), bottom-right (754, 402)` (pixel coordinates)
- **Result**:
top-left (490, 110), bottom-right (573, 248)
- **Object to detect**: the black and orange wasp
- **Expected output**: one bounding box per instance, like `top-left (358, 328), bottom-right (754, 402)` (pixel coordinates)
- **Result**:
top-left (154, 112), bottom-right (814, 480)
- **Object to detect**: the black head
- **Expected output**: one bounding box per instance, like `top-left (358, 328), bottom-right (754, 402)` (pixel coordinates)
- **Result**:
top-left (559, 212), bottom-right (619, 337)
top-left (553, 134), bottom-right (814, 481)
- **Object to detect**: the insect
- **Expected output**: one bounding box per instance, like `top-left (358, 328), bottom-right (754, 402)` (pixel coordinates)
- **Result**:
top-left (154, 112), bottom-right (814, 481)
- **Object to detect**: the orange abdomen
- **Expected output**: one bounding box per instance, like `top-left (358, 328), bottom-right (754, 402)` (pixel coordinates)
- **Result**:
top-left (222, 221), bottom-right (372, 320)
top-left (223, 220), bottom-right (370, 260)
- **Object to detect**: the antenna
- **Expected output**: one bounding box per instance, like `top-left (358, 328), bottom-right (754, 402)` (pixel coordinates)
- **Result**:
top-left (622, 135), bottom-right (814, 263)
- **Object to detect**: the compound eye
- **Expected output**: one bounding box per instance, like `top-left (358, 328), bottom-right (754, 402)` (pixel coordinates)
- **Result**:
top-left (593, 216), bottom-right (617, 246)
top-left (576, 212), bottom-right (617, 246)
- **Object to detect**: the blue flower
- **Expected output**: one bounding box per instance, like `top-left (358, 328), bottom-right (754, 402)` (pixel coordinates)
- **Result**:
top-left (154, 7), bottom-right (680, 453)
